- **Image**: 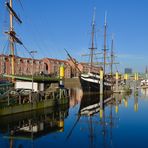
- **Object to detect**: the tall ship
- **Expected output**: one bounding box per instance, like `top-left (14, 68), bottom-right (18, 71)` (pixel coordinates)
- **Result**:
top-left (80, 10), bottom-right (112, 92)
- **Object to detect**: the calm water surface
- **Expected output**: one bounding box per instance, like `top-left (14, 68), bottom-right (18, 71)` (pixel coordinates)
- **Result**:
top-left (0, 88), bottom-right (148, 148)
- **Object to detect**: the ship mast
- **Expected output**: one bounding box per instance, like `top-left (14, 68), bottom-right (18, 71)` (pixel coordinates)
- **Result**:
top-left (9, 0), bottom-right (15, 76)
top-left (89, 8), bottom-right (97, 71)
top-left (110, 34), bottom-right (114, 75)
top-left (5, 0), bottom-right (22, 80)
top-left (103, 12), bottom-right (107, 74)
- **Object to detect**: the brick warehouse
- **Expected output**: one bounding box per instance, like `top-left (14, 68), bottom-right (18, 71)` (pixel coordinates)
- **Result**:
top-left (0, 54), bottom-right (101, 78)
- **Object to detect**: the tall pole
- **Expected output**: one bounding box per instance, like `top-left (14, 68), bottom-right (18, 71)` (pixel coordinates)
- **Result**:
top-left (145, 66), bottom-right (148, 79)
top-left (103, 12), bottom-right (107, 75)
top-left (9, 0), bottom-right (15, 77)
top-left (32, 55), bottom-right (34, 91)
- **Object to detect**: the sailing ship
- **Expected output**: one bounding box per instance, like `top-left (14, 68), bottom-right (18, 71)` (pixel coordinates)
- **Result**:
top-left (80, 10), bottom-right (112, 92)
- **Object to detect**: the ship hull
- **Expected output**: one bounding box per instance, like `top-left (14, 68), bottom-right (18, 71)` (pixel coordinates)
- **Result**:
top-left (80, 73), bottom-right (112, 92)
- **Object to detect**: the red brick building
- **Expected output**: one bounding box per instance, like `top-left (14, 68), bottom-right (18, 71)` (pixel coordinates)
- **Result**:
top-left (0, 54), bottom-right (45, 76)
top-left (0, 54), bottom-right (101, 78)
top-left (42, 58), bottom-right (71, 78)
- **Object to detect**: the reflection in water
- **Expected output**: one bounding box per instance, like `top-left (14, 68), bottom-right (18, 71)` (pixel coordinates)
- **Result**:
top-left (67, 90), bottom-right (136, 148)
top-left (79, 92), bottom-right (112, 116)
top-left (69, 88), bottom-right (83, 107)
top-left (134, 94), bottom-right (138, 112)
top-left (0, 104), bottom-right (69, 147)
top-left (0, 88), bottom-right (145, 148)
top-left (141, 88), bottom-right (148, 98)
top-left (67, 91), bottom-right (120, 148)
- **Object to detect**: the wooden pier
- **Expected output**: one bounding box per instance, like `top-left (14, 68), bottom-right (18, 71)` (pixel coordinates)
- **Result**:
top-left (0, 87), bottom-right (69, 116)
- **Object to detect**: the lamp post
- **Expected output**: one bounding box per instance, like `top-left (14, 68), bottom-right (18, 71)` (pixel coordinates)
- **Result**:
top-left (30, 50), bottom-right (37, 91)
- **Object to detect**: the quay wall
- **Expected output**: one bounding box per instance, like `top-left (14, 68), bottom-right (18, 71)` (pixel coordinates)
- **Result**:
top-left (0, 97), bottom-right (68, 116)
top-left (64, 78), bottom-right (81, 88)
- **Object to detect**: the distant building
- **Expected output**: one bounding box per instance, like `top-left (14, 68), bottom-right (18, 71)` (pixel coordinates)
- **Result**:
top-left (124, 68), bottom-right (132, 74)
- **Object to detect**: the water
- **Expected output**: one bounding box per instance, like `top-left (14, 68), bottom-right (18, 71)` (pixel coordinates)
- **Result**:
top-left (0, 88), bottom-right (148, 148)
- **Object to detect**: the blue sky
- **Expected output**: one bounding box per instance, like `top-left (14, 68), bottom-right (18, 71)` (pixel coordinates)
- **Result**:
top-left (0, 0), bottom-right (148, 73)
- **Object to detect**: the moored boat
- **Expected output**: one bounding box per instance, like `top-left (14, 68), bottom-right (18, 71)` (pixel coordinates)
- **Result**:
top-left (79, 9), bottom-right (113, 92)
top-left (80, 72), bottom-right (112, 92)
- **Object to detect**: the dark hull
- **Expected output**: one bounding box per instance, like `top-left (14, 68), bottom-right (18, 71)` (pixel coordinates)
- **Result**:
top-left (80, 77), bottom-right (111, 92)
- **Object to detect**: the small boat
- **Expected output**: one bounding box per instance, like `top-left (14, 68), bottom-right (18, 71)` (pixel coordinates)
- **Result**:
top-left (140, 79), bottom-right (148, 87)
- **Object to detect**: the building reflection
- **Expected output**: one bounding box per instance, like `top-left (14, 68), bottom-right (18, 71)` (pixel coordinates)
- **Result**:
top-left (69, 88), bottom-right (83, 107)
top-left (0, 104), bottom-right (69, 147)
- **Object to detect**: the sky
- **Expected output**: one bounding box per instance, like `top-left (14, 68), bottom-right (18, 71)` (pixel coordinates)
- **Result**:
top-left (0, 0), bottom-right (148, 73)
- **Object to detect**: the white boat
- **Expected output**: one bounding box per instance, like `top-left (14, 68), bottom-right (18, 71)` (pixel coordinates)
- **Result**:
top-left (140, 79), bottom-right (148, 87)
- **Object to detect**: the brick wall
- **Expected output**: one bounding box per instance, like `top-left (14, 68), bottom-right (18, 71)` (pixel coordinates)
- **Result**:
top-left (0, 54), bottom-right (102, 78)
